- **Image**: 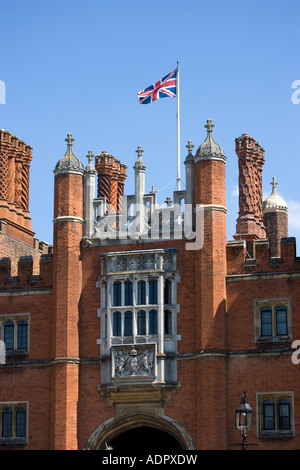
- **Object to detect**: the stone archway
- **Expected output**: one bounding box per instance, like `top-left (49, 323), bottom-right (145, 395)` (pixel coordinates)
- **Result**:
top-left (85, 413), bottom-right (195, 451)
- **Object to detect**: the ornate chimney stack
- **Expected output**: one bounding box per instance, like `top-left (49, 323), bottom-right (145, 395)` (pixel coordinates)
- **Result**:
top-left (234, 134), bottom-right (266, 242)
top-left (95, 152), bottom-right (127, 212)
top-left (0, 129), bottom-right (34, 246)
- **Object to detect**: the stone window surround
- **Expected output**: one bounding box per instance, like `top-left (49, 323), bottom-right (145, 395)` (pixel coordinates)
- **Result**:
top-left (98, 248), bottom-right (179, 351)
top-left (0, 401), bottom-right (28, 444)
top-left (254, 298), bottom-right (291, 343)
top-left (101, 273), bottom-right (177, 351)
top-left (256, 392), bottom-right (294, 438)
top-left (0, 313), bottom-right (30, 354)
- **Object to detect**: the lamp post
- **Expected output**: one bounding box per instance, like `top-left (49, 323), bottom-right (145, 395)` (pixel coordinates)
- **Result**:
top-left (234, 391), bottom-right (254, 450)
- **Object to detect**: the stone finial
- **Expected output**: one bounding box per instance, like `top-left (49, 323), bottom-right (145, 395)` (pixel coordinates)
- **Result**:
top-left (87, 150), bottom-right (93, 163)
top-left (85, 150), bottom-right (96, 174)
top-left (54, 133), bottom-right (84, 174)
top-left (65, 133), bottom-right (74, 148)
top-left (186, 140), bottom-right (194, 153)
top-left (136, 145), bottom-right (144, 158)
top-left (185, 140), bottom-right (195, 164)
top-left (134, 145), bottom-right (146, 170)
top-left (271, 176), bottom-right (278, 192)
top-left (165, 197), bottom-right (172, 207)
top-left (263, 177), bottom-right (288, 214)
top-left (195, 119), bottom-right (225, 162)
top-left (204, 119), bottom-right (215, 133)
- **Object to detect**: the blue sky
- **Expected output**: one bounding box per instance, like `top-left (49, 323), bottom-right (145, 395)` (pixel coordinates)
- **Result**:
top-left (1, 0), bottom-right (300, 253)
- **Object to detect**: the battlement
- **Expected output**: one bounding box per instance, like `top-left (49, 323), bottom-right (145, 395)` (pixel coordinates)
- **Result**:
top-left (0, 129), bottom-right (33, 157)
top-left (0, 252), bottom-right (53, 290)
top-left (227, 236), bottom-right (300, 275)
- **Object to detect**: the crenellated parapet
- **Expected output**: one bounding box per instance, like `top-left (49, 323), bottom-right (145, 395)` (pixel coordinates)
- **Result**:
top-left (0, 251), bottom-right (53, 290)
top-left (226, 237), bottom-right (300, 275)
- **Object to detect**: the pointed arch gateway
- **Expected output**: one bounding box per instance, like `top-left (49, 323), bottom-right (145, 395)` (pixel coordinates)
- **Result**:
top-left (85, 413), bottom-right (195, 451)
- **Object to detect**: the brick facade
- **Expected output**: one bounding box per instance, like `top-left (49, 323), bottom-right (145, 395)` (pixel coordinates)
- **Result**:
top-left (0, 124), bottom-right (299, 450)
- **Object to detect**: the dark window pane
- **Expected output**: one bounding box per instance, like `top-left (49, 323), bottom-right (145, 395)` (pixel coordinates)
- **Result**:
top-left (124, 281), bottom-right (133, 306)
top-left (164, 279), bottom-right (172, 304)
top-left (263, 400), bottom-right (275, 430)
top-left (149, 310), bottom-right (157, 335)
top-left (279, 399), bottom-right (290, 430)
top-left (4, 321), bottom-right (14, 350)
top-left (137, 310), bottom-right (146, 335)
top-left (149, 280), bottom-right (157, 304)
top-left (276, 306), bottom-right (288, 336)
top-left (113, 282), bottom-right (122, 306)
top-left (2, 408), bottom-right (12, 437)
top-left (164, 310), bottom-right (172, 335)
top-left (18, 321), bottom-right (28, 350)
top-left (261, 307), bottom-right (272, 336)
top-left (124, 311), bottom-right (133, 336)
top-left (16, 408), bottom-right (26, 437)
top-left (138, 281), bottom-right (146, 305)
top-left (113, 312), bottom-right (121, 336)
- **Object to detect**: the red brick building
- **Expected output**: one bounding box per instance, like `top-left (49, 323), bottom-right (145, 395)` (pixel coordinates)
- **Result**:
top-left (0, 121), bottom-right (299, 450)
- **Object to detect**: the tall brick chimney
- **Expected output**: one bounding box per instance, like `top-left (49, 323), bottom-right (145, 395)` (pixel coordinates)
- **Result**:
top-left (234, 134), bottom-right (266, 242)
top-left (0, 130), bottom-right (34, 246)
top-left (95, 152), bottom-right (127, 212)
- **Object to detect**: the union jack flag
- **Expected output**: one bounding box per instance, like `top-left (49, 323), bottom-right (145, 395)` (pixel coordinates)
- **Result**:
top-left (137, 68), bottom-right (177, 104)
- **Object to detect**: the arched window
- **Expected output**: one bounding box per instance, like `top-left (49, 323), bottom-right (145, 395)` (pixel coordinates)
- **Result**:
top-left (113, 312), bottom-right (122, 336)
top-left (16, 407), bottom-right (26, 437)
top-left (124, 311), bottom-right (133, 336)
top-left (263, 399), bottom-right (275, 430)
top-left (113, 281), bottom-right (122, 307)
top-left (261, 306), bottom-right (272, 336)
top-left (137, 310), bottom-right (146, 335)
top-left (149, 280), bottom-right (158, 304)
top-left (18, 321), bottom-right (28, 350)
top-left (4, 321), bottom-right (14, 350)
top-left (276, 306), bottom-right (288, 336)
top-left (124, 280), bottom-right (133, 306)
top-left (149, 310), bottom-right (158, 335)
top-left (137, 281), bottom-right (146, 305)
top-left (2, 408), bottom-right (12, 438)
top-left (278, 399), bottom-right (290, 430)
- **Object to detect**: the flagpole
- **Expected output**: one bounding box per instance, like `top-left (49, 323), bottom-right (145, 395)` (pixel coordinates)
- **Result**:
top-left (176, 59), bottom-right (180, 191)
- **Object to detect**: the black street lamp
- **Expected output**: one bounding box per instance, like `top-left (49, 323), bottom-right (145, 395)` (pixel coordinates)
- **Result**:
top-left (234, 391), bottom-right (255, 450)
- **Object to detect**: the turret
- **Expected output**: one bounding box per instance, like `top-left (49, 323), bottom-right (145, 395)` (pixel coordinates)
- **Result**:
top-left (51, 133), bottom-right (84, 450)
top-left (193, 119), bottom-right (227, 448)
top-left (263, 177), bottom-right (288, 258)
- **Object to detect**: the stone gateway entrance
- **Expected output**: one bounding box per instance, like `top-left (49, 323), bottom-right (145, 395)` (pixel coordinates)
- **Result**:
top-left (108, 426), bottom-right (182, 452)
top-left (85, 413), bottom-right (195, 451)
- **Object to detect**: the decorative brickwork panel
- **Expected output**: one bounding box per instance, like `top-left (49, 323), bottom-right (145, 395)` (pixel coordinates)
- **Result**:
top-left (21, 164), bottom-right (30, 211)
top-left (14, 160), bottom-right (23, 208)
top-left (95, 152), bottom-right (127, 212)
top-left (0, 152), bottom-right (8, 200)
